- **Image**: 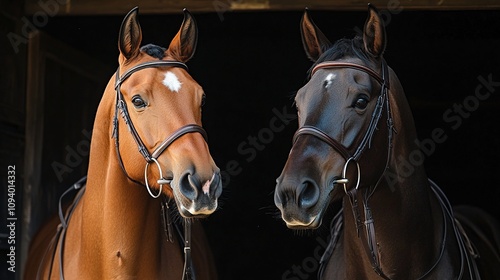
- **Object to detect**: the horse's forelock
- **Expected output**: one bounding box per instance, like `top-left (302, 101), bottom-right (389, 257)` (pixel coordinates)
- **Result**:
top-left (140, 44), bottom-right (166, 59)
top-left (308, 36), bottom-right (371, 78)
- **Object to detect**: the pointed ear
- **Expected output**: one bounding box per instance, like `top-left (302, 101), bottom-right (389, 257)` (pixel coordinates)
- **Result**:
top-left (300, 8), bottom-right (332, 62)
top-left (166, 8), bottom-right (198, 63)
top-left (363, 4), bottom-right (386, 58)
top-left (118, 7), bottom-right (142, 61)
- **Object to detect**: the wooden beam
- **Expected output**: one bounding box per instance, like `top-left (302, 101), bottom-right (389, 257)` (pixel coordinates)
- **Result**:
top-left (22, 31), bottom-right (45, 280)
top-left (25, 0), bottom-right (500, 16)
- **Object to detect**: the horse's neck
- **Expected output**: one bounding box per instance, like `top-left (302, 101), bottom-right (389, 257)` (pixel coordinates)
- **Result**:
top-left (66, 89), bottom-right (181, 277)
top-left (84, 85), bottom-right (163, 247)
top-left (339, 77), bottom-right (446, 278)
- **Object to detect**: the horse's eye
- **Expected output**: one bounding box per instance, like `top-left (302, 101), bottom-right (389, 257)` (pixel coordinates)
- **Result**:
top-left (354, 96), bottom-right (369, 110)
top-left (131, 95), bottom-right (146, 109)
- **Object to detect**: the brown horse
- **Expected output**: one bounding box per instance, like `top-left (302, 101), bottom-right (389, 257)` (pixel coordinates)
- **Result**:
top-left (275, 5), bottom-right (500, 279)
top-left (24, 7), bottom-right (221, 280)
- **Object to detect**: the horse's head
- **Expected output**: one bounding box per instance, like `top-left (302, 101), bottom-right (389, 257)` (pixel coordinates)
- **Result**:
top-left (275, 5), bottom-right (395, 229)
top-left (112, 8), bottom-right (222, 217)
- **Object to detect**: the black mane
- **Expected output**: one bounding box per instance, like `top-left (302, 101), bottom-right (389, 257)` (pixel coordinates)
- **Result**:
top-left (141, 44), bottom-right (166, 59)
top-left (308, 35), bottom-right (372, 78)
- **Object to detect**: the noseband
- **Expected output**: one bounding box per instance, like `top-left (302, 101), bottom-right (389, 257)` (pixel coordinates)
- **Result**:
top-left (112, 60), bottom-right (208, 198)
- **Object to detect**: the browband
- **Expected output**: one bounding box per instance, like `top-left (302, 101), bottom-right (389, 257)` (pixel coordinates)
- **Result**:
top-left (115, 60), bottom-right (188, 89)
top-left (312, 62), bottom-right (389, 90)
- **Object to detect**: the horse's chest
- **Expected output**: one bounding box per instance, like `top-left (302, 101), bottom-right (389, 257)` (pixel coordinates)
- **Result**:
top-left (320, 238), bottom-right (378, 280)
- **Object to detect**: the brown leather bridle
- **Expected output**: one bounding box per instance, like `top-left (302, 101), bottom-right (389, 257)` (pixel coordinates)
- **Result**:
top-left (293, 59), bottom-right (395, 279)
top-left (112, 60), bottom-right (202, 280)
top-left (293, 60), bottom-right (395, 205)
top-left (294, 60), bottom-right (392, 165)
top-left (112, 60), bottom-right (208, 199)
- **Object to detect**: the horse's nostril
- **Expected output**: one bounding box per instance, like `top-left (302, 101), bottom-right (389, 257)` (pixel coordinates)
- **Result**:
top-left (298, 180), bottom-right (320, 209)
top-left (210, 172), bottom-right (223, 198)
top-left (179, 173), bottom-right (197, 201)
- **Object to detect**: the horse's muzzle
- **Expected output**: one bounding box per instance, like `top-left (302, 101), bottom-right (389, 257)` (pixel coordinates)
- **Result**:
top-left (176, 171), bottom-right (222, 217)
top-left (274, 177), bottom-right (325, 229)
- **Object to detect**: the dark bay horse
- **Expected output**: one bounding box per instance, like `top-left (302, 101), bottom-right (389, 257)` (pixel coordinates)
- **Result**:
top-left (25, 7), bottom-right (221, 279)
top-left (275, 5), bottom-right (500, 279)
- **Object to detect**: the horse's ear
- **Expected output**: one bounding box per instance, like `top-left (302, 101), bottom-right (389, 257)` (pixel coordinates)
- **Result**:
top-left (300, 8), bottom-right (332, 62)
top-left (118, 7), bottom-right (142, 62)
top-left (363, 4), bottom-right (386, 58)
top-left (166, 8), bottom-right (198, 63)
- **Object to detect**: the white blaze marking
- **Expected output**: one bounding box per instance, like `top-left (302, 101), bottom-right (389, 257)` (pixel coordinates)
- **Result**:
top-left (162, 71), bottom-right (182, 92)
top-left (324, 73), bottom-right (336, 88)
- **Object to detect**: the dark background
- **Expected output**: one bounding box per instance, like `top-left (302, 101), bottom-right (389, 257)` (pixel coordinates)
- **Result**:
top-left (5, 7), bottom-right (500, 280)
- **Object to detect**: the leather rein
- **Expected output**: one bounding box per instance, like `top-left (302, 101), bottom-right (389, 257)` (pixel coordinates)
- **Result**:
top-left (294, 60), bottom-right (479, 279)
